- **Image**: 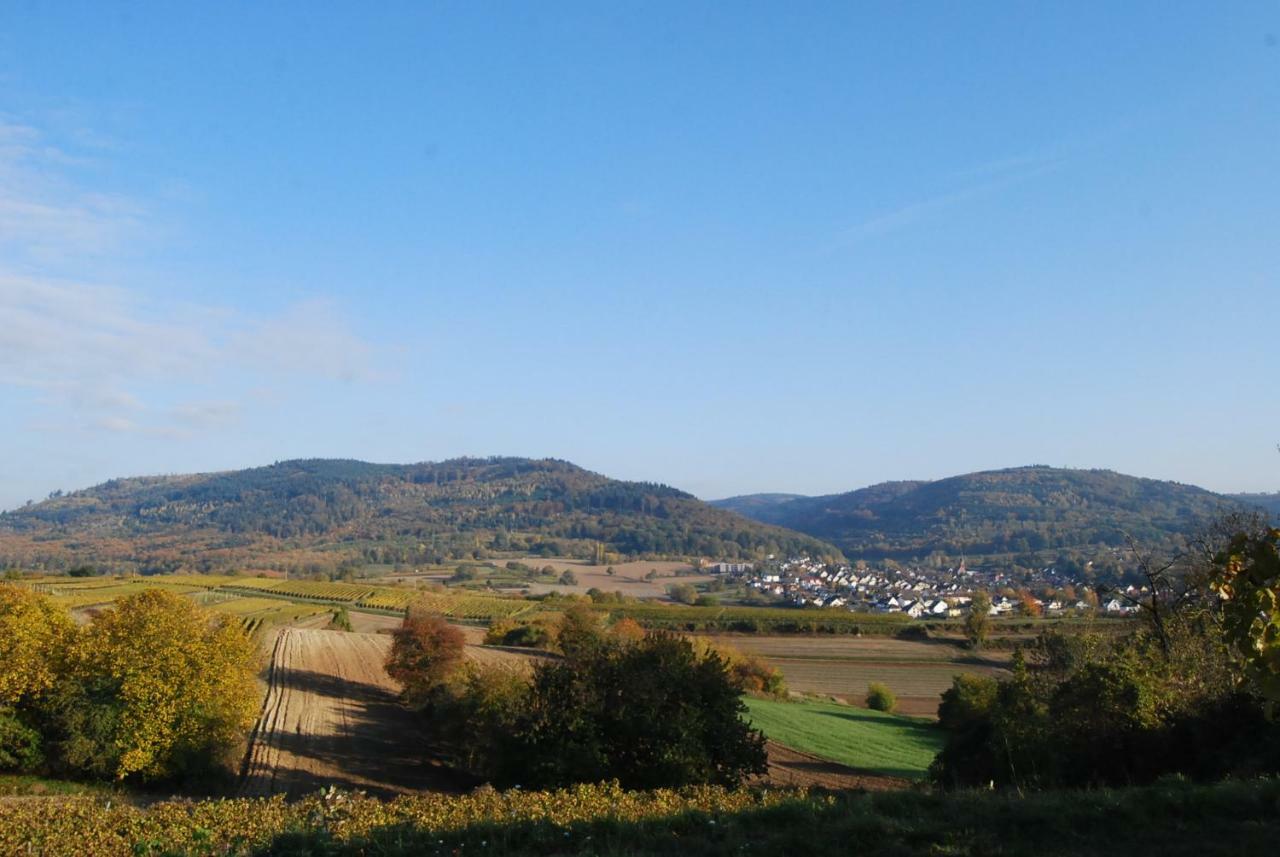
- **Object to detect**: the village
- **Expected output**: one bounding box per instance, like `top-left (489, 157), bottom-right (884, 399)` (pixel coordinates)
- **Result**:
top-left (717, 556), bottom-right (1142, 618)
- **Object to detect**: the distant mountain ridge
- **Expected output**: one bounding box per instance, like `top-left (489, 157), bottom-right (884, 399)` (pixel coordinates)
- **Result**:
top-left (0, 457), bottom-right (839, 573)
top-left (714, 466), bottom-right (1268, 565)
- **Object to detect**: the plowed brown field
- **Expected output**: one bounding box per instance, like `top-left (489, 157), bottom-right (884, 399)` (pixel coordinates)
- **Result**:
top-left (241, 629), bottom-right (462, 797)
top-left (241, 629), bottom-right (545, 798)
top-left (762, 741), bottom-right (910, 791)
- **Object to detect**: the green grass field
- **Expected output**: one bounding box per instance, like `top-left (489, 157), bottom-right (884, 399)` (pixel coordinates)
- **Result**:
top-left (743, 696), bottom-right (945, 779)
top-left (0, 773), bottom-right (109, 797)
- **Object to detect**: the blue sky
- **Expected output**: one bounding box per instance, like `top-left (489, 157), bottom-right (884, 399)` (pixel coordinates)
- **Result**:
top-left (1, 2), bottom-right (1277, 509)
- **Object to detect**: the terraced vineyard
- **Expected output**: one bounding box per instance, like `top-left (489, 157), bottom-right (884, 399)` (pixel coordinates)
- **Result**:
top-left (24, 579), bottom-right (206, 609)
top-left (219, 578), bottom-right (378, 602)
top-left (365, 589), bottom-right (535, 621)
top-left (355, 589), bottom-right (418, 610)
top-left (15, 574), bottom-right (540, 629)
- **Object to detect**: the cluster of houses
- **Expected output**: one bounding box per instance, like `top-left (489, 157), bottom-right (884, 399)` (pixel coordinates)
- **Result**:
top-left (725, 555), bottom-right (1142, 618)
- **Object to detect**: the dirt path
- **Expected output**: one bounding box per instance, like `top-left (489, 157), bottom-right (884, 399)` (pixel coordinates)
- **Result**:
top-left (762, 740), bottom-right (913, 791)
top-left (240, 628), bottom-right (467, 798)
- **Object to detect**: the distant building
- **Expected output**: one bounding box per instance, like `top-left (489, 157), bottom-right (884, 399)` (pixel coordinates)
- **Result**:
top-left (708, 562), bottom-right (753, 574)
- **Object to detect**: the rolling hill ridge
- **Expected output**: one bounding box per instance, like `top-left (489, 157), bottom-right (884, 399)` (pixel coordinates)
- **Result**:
top-left (714, 466), bottom-right (1269, 565)
top-left (0, 457), bottom-right (839, 573)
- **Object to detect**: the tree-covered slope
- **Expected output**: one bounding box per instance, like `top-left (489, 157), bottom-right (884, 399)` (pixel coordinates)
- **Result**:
top-left (0, 458), bottom-right (839, 573)
top-left (710, 493), bottom-right (808, 519)
top-left (1228, 492), bottom-right (1280, 517)
top-left (716, 466), bottom-right (1250, 562)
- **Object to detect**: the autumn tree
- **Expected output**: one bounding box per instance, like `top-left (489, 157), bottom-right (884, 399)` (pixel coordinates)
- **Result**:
top-left (0, 585), bottom-right (75, 772)
top-left (386, 607), bottom-right (466, 704)
top-left (1017, 591), bottom-right (1043, 618)
top-left (608, 616), bottom-right (646, 644)
top-left (0, 584), bottom-right (74, 707)
top-left (51, 589), bottom-right (260, 782)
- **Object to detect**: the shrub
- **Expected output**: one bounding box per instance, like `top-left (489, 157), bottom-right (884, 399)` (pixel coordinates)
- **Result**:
top-left (688, 637), bottom-right (787, 698)
top-left (666, 583), bottom-right (698, 604)
top-left (485, 619), bottom-right (555, 649)
top-left (328, 607), bottom-right (353, 631)
top-left (866, 683), bottom-right (897, 713)
top-left (0, 708), bottom-right (43, 772)
top-left (609, 617), bottom-right (646, 644)
top-left (429, 663), bottom-right (530, 776)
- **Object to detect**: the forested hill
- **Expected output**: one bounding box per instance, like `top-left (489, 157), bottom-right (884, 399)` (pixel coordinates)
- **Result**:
top-left (1226, 492), bottom-right (1280, 517)
top-left (714, 466), bottom-right (1263, 566)
top-left (0, 457), bottom-right (839, 573)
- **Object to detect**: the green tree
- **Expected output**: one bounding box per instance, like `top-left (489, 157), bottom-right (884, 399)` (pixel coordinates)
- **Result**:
top-left (667, 582), bottom-right (698, 605)
top-left (499, 633), bottom-right (767, 789)
top-left (965, 591), bottom-right (992, 649)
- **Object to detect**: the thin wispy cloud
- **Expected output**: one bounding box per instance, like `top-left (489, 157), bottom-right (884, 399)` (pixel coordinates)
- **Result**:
top-left (0, 118), bottom-right (145, 264)
top-left (0, 116), bottom-right (382, 438)
top-left (838, 150), bottom-right (1067, 243)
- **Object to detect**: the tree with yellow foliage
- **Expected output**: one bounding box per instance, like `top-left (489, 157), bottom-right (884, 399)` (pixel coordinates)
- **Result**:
top-left (0, 584), bottom-right (74, 707)
top-left (0, 585), bottom-right (76, 770)
top-left (52, 589), bottom-right (260, 782)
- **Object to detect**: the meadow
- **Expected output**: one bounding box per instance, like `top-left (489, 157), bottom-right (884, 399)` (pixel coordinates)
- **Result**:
top-left (744, 697), bottom-right (944, 779)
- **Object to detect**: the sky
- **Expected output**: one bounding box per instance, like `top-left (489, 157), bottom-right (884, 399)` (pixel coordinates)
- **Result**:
top-left (0, 2), bottom-right (1277, 510)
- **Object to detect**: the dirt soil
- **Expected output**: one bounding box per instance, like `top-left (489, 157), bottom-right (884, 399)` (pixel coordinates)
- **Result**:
top-left (240, 629), bottom-right (467, 798)
top-left (762, 740), bottom-right (912, 791)
top-left (240, 628), bottom-right (550, 798)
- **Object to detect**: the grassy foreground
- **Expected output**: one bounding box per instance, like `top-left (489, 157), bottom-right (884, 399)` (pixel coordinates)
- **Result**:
top-left (744, 696), bottom-right (945, 779)
top-left (1, 778), bottom-right (1278, 856)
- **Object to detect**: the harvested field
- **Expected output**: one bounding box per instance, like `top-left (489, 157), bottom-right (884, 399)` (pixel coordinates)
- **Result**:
top-left (241, 628), bottom-right (547, 798)
top-left (241, 629), bottom-right (465, 798)
top-left (512, 559), bottom-right (711, 599)
top-left (345, 610), bottom-right (406, 635)
top-left (709, 635), bottom-right (1011, 717)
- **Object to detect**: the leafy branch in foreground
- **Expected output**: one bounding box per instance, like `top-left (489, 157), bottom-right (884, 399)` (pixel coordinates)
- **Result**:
top-left (1211, 527), bottom-right (1280, 711)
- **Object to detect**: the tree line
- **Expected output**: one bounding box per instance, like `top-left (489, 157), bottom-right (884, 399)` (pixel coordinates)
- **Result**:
top-left (933, 518), bottom-right (1280, 789)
